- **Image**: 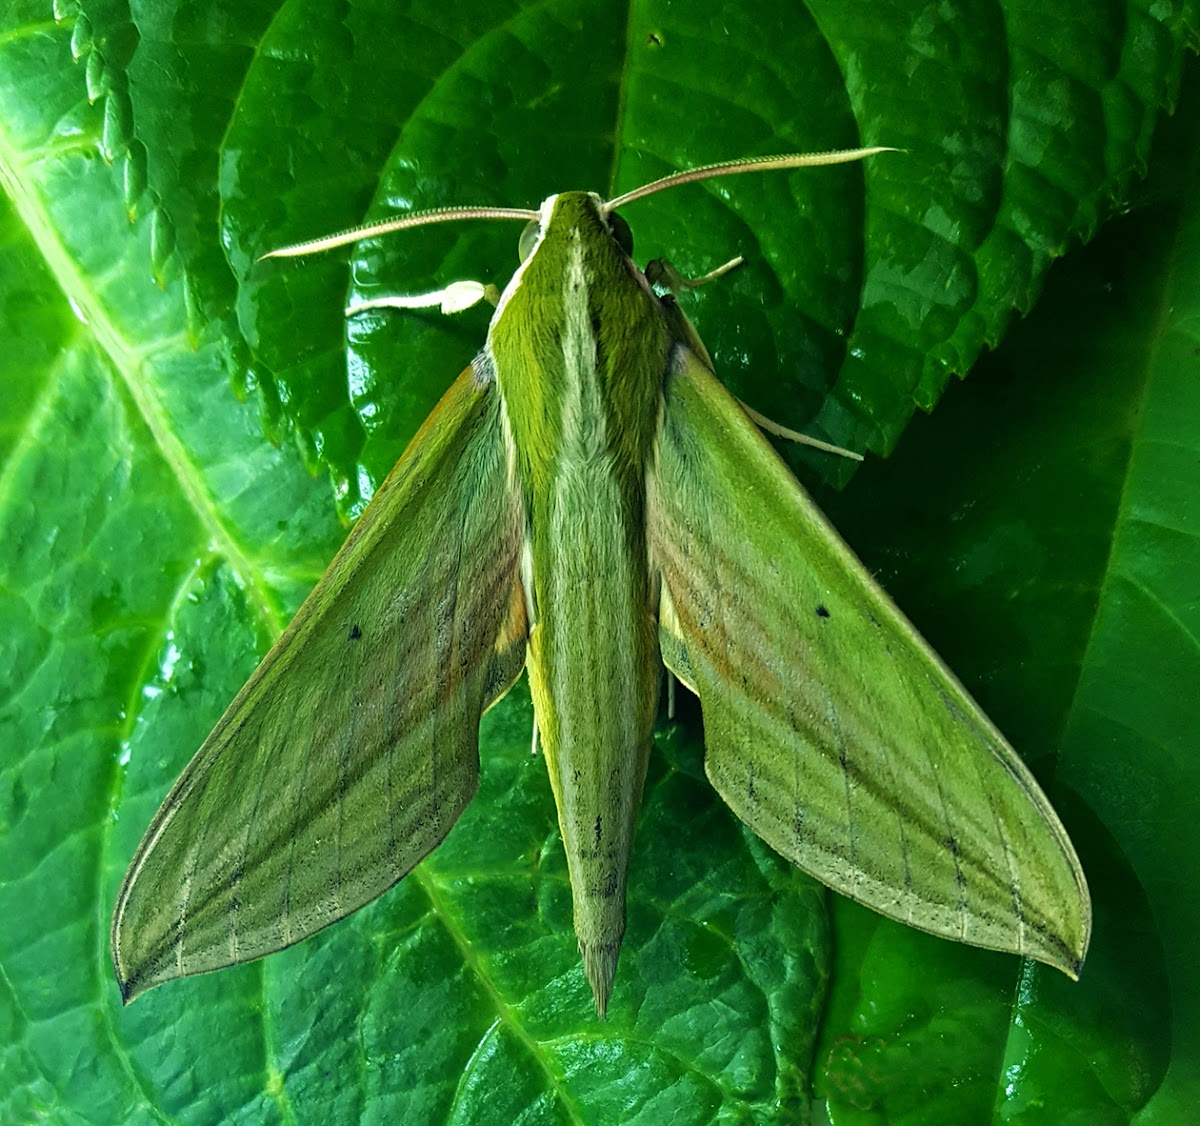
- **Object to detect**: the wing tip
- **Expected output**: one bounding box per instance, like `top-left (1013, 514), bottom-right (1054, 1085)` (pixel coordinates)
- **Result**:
top-left (113, 956), bottom-right (154, 1006)
top-left (114, 962), bottom-right (143, 1006)
top-left (1027, 910), bottom-right (1090, 982)
top-left (1057, 933), bottom-right (1089, 983)
top-left (112, 938), bottom-right (164, 1007)
top-left (1035, 945), bottom-right (1085, 983)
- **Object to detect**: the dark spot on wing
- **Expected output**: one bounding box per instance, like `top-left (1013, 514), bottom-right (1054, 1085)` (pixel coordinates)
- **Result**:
top-left (348, 624), bottom-right (362, 640)
top-left (816, 604), bottom-right (830, 619)
top-left (946, 835), bottom-right (966, 889)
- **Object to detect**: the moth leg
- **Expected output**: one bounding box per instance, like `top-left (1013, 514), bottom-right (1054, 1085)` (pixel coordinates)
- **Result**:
top-left (667, 669), bottom-right (677, 721)
top-left (345, 281), bottom-right (501, 318)
top-left (647, 254), bottom-right (860, 461)
top-left (531, 714), bottom-right (540, 757)
top-left (645, 256), bottom-right (743, 294)
top-left (736, 401), bottom-right (863, 461)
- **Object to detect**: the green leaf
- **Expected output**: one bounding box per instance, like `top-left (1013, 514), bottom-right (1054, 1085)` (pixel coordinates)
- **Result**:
top-left (0, 1), bottom-right (1196, 1122)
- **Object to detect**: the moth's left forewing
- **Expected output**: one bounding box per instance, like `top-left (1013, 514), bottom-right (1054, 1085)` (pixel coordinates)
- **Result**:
top-left (646, 344), bottom-right (1091, 977)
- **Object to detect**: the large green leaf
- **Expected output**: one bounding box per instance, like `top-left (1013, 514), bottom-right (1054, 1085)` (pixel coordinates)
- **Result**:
top-left (0, 1), bottom-right (1197, 1122)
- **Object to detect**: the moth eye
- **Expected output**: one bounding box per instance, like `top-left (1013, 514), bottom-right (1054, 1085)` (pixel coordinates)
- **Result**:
top-left (518, 219), bottom-right (541, 262)
top-left (608, 211), bottom-right (634, 255)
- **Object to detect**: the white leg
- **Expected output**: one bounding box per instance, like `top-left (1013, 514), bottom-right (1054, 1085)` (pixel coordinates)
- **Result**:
top-left (345, 280), bottom-right (500, 317)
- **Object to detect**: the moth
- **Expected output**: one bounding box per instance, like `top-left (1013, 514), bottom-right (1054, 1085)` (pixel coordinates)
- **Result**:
top-left (112, 149), bottom-right (1091, 1016)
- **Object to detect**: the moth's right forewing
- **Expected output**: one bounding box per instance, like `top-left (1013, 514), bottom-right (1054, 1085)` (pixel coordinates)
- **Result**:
top-left (647, 346), bottom-right (1091, 977)
top-left (112, 366), bottom-right (526, 1002)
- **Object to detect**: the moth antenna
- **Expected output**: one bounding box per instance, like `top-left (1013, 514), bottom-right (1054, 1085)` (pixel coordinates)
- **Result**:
top-left (259, 206), bottom-right (538, 261)
top-left (604, 146), bottom-right (895, 212)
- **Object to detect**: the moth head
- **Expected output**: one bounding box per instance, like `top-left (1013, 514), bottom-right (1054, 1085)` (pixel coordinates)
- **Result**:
top-left (516, 194), bottom-right (634, 264)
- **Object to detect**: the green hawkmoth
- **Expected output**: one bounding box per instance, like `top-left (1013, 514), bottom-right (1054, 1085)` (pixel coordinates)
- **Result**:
top-left (111, 148), bottom-right (1091, 1017)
